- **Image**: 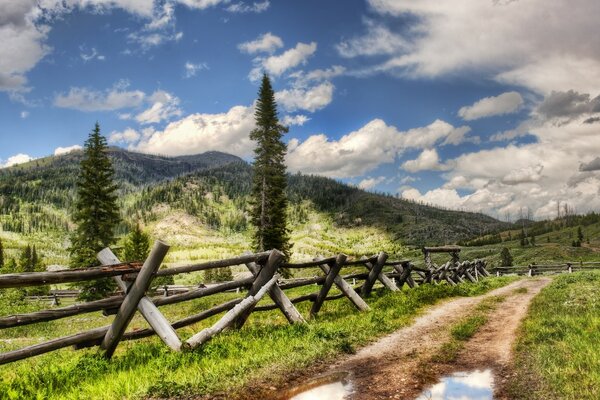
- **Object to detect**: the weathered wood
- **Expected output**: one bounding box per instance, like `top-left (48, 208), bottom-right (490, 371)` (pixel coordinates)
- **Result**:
top-left (361, 252), bottom-right (389, 296)
top-left (244, 257), bottom-right (305, 324)
top-left (100, 241), bottom-right (170, 358)
top-left (364, 255), bottom-right (397, 291)
top-left (98, 247), bottom-right (182, 352)
top-left (154, 278), bottom-right (254, 307)
top-left (422, 246), bottom-right (461, 253)
top-left (316, 256), bottom-right (370, 312)
top-left (0, 263), bottom-right (142, 289)
top-left (282, 257), bottom-right (336, 269)
top-left (392, 262), bottom-right (413, 288)
top-left (233, 249), bottom-right (284, 329)
top-left (310, 254), bottom-right (347, 317)
top-left (186, 275), bottom-right (279, 348)
top-left (0, 326), bottom-right (109, 365)
top-left (154, 251), bottom-right (271, 277)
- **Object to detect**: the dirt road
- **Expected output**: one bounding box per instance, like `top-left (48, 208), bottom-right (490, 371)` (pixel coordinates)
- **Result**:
top-left (267, 277), bottom-right (551, 400)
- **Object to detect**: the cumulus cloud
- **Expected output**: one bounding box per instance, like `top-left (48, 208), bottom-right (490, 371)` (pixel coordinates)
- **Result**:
top-left (536, 90), bottom-right (600, 120)
top-left (0, 153), bottom-right (33, 168)
top-left (238, 32), bottom-right (283, 54)
top-left (286, 118), bottom-right (470, 178)
top-left (501, 164), bottom-right (544, 185)
top-left (54, 83), bottom-right (145, 111)
top-left (54, 145), bottom-right (82, 155)
top-left (109, 128), bottom-right (142, 144)
top-left (135, 90), bottom-right (182, 124)
top-left (336, 20), bottom-right (408, 58)
top-left (275, 82), bottom-right (334, 112)
top-left (282, 114), bottom-right (310, 126)
top-left (134, 105), bottom-right (256, 157)
top-left (458, 91), bottom-right (524, 121)
top-left (358, 176), bottom-right (386, 190)
top-left (361, 0), bottom-right (600, 95)
top-left (249, 42), bottom-right (317, 80)
top-left (288, 65), bottom-right (346, 87)
top-left (401, 149), bottom-right (449, 173)
top-left (226, 1), bottom-right (270, 13)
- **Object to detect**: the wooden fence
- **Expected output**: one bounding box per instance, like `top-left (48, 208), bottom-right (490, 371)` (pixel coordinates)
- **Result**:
top-left (495, 261), bottom-right (600, 276)
top-left (0, 242), bottom-right (490, 365)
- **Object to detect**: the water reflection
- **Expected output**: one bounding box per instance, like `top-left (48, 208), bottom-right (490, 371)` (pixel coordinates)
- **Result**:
top-left (283, 372), bottom-right (353, 400)
top-left (416, 369), bottom-right (494, 400)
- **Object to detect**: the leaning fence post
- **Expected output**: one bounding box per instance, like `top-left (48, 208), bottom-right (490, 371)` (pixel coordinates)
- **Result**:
top-left (310, 254), bottom-right (347, 318)
top-left (233, 249), bottom-right (284, 329)
top-left (97, 246), bottom-right (182, 352)
top-left (100, 241), bottom-right (170, 359)
top-left (361, 252), bottom-right (389, 296)
top-left (315, 256), bottom-right (370, 312)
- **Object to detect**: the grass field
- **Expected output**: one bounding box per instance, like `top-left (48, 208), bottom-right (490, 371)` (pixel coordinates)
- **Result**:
top-left (0, 277), bottom-right (516, 400)
top-left (508, 271), bottom-right (600, 399)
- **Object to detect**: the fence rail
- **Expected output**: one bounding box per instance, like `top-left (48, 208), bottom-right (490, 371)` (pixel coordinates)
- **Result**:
top-left (0, 241), bottom-right (491, 365)
top-left (495, 261), bottom-right (600, 276)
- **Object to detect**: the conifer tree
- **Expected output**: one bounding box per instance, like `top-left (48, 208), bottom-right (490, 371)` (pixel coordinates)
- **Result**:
top-left (122, 223), bottom-right (150, 262)
top-left (70, 123), bottom-right (120, 300)
top-left (18, 245), bottom-right (33, 272)
top-left (500, 247), bottom-right (513, 267)
top-left (249, 74), bottom-right (291, 259)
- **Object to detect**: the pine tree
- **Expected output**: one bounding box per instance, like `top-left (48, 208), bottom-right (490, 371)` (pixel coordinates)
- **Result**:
top-left (18, 245), bottom-right (34, 272)
top-left (249, 74), bottom-right (291, 259)
top-left (500, 247), bottom-right (513, 267)
top-left (70, 122), bottom-right (120, 300)
top-left (122, 223), bottom-right (150, 262)
top-left (577, 226), bottom-right (584, 243)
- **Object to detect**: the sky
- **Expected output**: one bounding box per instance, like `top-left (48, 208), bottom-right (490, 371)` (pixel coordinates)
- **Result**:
top-left (1, 0), bottom-right (600, 221)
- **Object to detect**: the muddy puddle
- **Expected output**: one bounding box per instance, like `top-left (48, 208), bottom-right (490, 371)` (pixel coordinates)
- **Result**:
top-left (280, 372), bottom-right (353, 400)
top-left (415, 369), bottom-right (494, 400)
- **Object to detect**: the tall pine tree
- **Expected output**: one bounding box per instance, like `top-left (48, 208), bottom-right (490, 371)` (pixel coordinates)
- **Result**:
top-left (70, 123), bottom-right (120, 300)
top-left (249, 74), bottom-right (291, 258)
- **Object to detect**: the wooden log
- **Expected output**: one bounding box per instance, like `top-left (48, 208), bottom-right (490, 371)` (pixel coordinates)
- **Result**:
top-left (243, 255), bottom-right (305, 324)
top-left (0, 263), bottom-right (142, 289)
top-left (406, 275), bottom-right (418, 288)
top-left (153, 278), bottom-right (254, 307)
top-left (233, 249), bottom-right (284, 329)
top-left (279, 276), bottom-right (325, 289)
top-left (0, 326), bottom-right (109, 365)
top-left (153, 252), bottom-right (271, 277)
top-left (422, 246), bottom-right (461, 253)
top-left (282, 257), bottom-right (336, 269)
top-left (316, 257), bottom-right (370, 312)
top-left (100, 241), bottom-right (170, 358)
top-left (186, 275), bottom-right (279, 348)
top-left (310, 254), bottom-right (347, 317)
top-left (98, 247), bottom-right (182, 352)
top-left (361, 252), bottom-right (390, 296)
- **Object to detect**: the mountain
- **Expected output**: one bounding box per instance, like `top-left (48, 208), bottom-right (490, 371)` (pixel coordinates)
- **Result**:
top-left (0, 148), bottom-right (510, 265)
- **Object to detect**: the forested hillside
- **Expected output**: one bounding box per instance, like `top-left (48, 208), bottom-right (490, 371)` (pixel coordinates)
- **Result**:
top-left (0, 148), bottom-right (509, 266)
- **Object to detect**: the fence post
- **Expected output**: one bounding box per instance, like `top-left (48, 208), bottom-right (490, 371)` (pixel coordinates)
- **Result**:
top-left (242, 252), bottom-right (305, 324)
top-left (233, 249), bottom-right (284, 329)
top-left (316, 256), bottom-right (370, 312)
top-left (310, 254), bottom-right (347, 318)
top-left (97, 247), bottom-right (182, 352)
top-left (528, 264), bottom-right (533, 277)
top-left (567, 263), bottom-right (572, 273)
top-left (361, 252), bottom-right (392, 296)
top-left (100, 241), bottom-right (170, 359)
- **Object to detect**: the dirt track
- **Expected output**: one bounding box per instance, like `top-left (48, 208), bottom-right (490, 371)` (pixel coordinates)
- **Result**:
top-left (262, 277), bottom-right (551, 400)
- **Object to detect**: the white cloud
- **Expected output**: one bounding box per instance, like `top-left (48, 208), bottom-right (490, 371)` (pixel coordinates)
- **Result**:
top-left (20, 111), bottom-right (29, 119)
top-left (135, 90), bottom-right (182, 124)
top-left (54, 145), bottom-right (82, 155)
top-left (336, 20), bottom-right (407, 58)
top-left (53, 84), bottom-right (146, 111)
top-left (79, 46), bottom-right (104, 62)
top-left (1, 153), bottom-right (33, 168)
top-left (401, 148), bottom-right (449, 173)
top-left (363, 0), bottom-right (600, 94)
top-left (226, 1), bottom-right (270, 13)
top-left (286, 118), bottom-right (469, 178)
top-left (174, 0), bottom-right (227, 9)
top-left (288, 65), bottom-right (346, 87)
top-left (358, 176), bottom-right (385, 190)
top-left (238, 32), bottom-right (283, 54)
top-left (109, 128), bottom-right (141, 144)
top-left (282, 114), bottom-right (310, 126)
top-left (250, 42), bottom-right (317, 80)
top-left (134, 104), bottom-right (255, 157)
top-left (458, 91), bottom-right (524, 121)
top-left (127, 30), bottom-right (183, 49)
top-left (275, 82), bottom-right (334, 112)
top-left (184, 61), bottom-right (208, 78)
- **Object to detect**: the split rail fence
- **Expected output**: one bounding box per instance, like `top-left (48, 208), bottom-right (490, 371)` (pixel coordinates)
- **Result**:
top-left (495, 261), bottom-right (600, 276)
top-left (0, 242), bottom-right (490, 365)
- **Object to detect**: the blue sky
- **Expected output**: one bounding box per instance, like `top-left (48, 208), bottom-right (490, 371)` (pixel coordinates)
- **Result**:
top-left (1, 0), bottom-right (600, 220)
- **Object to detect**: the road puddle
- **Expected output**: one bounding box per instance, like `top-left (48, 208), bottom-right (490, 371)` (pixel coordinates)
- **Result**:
top-left (415, 369), bottom-right (494, 400)
top-left (282, 372), bottom-right (353, 400)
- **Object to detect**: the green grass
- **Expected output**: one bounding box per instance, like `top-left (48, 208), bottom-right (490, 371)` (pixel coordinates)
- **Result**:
top-left (0, 277), bottom-right (516, 400)
top-left (508, 271), bottom-right (600, 399)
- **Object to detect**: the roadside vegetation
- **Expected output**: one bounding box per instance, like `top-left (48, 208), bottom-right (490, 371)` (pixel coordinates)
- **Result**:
top-left (507, 271), bottom-right (600, 399)
top-left (0, 277), bottom-right (516, 399)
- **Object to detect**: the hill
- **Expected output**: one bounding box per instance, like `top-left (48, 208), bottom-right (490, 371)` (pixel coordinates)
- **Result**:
top-left (0, 148), bottom-right (509, 267)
